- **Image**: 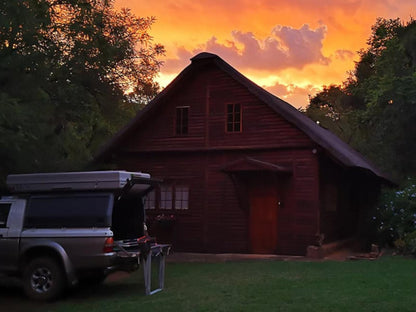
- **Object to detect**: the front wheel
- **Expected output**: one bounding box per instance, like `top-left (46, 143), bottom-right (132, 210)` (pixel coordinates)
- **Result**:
top-left (23, 257), bottom-right (66, 301)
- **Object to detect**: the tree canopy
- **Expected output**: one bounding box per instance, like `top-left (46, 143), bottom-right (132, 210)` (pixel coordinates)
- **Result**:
top-left (306, 18), bottom-right (416, 182)
top-left (0, 0), bottom-right (164, 184)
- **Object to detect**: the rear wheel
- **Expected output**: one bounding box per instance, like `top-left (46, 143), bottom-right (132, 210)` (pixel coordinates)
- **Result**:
top-left (23, 257), bottom-right (66, 301)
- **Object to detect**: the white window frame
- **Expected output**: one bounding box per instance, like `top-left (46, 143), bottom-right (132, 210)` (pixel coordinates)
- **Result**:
top-left (175, 186), bottom-right (189, 210)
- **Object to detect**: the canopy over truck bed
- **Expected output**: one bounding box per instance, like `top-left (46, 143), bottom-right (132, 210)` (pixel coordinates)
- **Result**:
top-left (6, 171), bottom-right (154, 193)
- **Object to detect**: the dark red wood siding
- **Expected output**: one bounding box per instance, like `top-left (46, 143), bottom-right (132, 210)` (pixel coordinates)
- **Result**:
top-left (123, 66), bottom-right (312, 152)
top-left (114, 64), bottom-right (321, 255)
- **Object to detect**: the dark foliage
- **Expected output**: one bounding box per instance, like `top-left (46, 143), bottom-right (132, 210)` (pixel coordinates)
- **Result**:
top-left (306, 18), bottom-right (416, 182)
top-left (0, 0), bottom-right (164, 186)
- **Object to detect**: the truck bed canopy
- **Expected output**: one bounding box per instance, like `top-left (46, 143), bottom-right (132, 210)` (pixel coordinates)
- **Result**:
top-left (6, 171), bottom-right (156, 194)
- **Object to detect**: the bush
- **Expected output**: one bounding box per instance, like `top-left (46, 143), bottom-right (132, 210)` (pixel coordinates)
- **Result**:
top-left (394, 231), bottom-right (416, 255)
top-left (372, 177), bottom-right (416, 253)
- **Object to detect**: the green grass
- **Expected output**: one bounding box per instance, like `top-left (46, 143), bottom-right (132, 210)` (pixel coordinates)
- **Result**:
top-left (2, 256), bottom-right (416, 312)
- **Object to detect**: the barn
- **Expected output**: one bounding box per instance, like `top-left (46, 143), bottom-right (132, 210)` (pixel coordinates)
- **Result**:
top-left (96, 52), bottom-right (390, 256)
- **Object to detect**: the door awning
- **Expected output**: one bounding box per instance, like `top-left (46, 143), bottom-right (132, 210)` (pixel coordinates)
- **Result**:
top-left (221, 157), bottom-right (292, 174)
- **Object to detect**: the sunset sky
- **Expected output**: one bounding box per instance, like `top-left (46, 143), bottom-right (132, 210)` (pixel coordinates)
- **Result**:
top-left (115, 0), bottom-right (415, 108)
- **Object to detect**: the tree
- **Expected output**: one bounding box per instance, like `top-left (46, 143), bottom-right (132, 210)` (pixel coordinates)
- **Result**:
top-left (306, 18), bottom-right (416, 181)
top-left (353, 19), bottom-right (416, 179)
top-left (306, 84), bottom-right (364, 145)
top-left (0, 0), bottom-right (164, 185)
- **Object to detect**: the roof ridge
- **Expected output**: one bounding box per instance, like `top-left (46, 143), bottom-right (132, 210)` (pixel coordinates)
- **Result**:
top-left (191, 52), bottom-right (219, 61)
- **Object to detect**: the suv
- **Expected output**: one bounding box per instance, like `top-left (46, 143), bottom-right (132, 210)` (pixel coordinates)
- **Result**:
top-left (0, 171), bottom-right (157, 300)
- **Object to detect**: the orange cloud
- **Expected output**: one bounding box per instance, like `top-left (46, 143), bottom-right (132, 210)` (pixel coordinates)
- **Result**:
top-left (115, 0), bottom-right (416, 108)
top-left (162, 24), bottom-right (330, 74)
top-left (265, 82), bottom-right (321, 109)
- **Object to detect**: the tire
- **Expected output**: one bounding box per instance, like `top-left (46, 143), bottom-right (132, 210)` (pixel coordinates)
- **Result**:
top-left (23, 257), bottom-right (66, 301)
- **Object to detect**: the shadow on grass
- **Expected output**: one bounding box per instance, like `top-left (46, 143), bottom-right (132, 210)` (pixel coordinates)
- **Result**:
top-left (0, 271), bottom-right (147, 311)
top-left (68, 274), bottom-right (146, 300)
top-left (0, 275), bottom-right (38, 311)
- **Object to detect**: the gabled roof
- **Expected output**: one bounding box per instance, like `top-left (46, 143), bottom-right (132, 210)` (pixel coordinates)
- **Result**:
top-left (96, 52), bottom-right (391, 183)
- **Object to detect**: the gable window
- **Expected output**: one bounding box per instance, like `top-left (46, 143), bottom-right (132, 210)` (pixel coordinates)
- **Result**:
top-left (176, 106), bottom-right (189, 135)
top-left (144, 185), bottom-right (189, 210)
top-left (226, 103), bottom-right (241, 132)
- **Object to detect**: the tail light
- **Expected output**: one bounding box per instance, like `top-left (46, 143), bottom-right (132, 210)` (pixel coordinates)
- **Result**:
top-left (103, 237), bottom-right (114, 253)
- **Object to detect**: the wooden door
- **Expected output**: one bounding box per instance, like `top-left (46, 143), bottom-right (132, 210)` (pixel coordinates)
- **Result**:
top-left (249, 174), bottom-right (279, 254)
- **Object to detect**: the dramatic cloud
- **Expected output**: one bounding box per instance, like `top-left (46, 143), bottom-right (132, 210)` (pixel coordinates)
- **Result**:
top-left (116, 0), bottom-right (416, 108)
top-left (265, 82), bottom-right (321, 108)
top-left (333, 49), bottom-right (355, 61)
top-left (162, 24), bottom-right (330, 73)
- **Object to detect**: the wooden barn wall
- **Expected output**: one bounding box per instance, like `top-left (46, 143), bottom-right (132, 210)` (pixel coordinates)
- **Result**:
top-left (117, 148), bottom-right (320, 255)
top-left (120, 154), bottom-right (204, 251)
top-left (280, 149), bottom-right (320, 254)
top-left (113, 64), bottom-right (322, 255)
top-left (122, 65), bottom-right (312, 153)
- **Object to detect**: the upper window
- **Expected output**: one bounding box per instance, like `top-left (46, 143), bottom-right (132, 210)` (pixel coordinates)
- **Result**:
top-left (226, 103), bottom-right (242, 132)
top-left (0, 203), bottom-right (11, 228)
top-left (176, 106), bottom-right (189, 135)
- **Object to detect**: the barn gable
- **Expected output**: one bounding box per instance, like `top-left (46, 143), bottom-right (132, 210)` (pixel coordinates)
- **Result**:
top-left (96, 52), bottom-right (389, 183)
top-left (96, 52), bottom-right (390, 255)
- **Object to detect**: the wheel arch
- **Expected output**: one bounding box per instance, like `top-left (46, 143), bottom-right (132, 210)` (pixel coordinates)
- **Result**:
top-left (20, 242), bottom-right (78, 286)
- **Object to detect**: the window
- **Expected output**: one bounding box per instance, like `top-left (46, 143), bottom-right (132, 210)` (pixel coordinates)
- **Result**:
top-left (226, 103), bottom-right (242, 132)
top-left (176, 106), bottom-right (189, 135)
top-left (160, 186), bottom-right (173, 209)
top-left (24, 194), bottom-right (113, 228)
top-left (0, 203), bottom-right (11, 228)
top-left (144, 191), bottom-right (156, 210)
top-left (175, 186), bottom-right (189, 210)
top-left (144, 185), bottom-right (189, 210)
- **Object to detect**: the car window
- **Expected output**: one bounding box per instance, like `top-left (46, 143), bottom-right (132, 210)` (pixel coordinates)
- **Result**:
top-left (0, 203), bottom-right (11, 228)
top-left (24, 194), bottom-right (113, 228)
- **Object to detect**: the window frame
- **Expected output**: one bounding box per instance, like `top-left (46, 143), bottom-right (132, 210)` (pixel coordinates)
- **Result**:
top-left (24, 193), bottom-right (113, 228)
top-left (144, 184), bottom-right (189, 211)
top-left (174, 185), bottom-right (189, 210)
top-left (226, 103), bottom-right (242, 133)
top-left (160, 185), bottom-right (173, 210)
top-left (175, 106), bottom-right (190, 136)
top-left (144, 189), bottom-right (156, 210)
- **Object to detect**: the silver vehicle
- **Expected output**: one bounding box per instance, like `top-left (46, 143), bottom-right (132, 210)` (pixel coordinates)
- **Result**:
top-left (0, 171), bottom-right (157, 300)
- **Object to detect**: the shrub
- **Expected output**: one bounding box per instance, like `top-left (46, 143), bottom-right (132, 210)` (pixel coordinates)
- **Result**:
top-left (394, 231), bottom-right (416, 254)
top-left (372, 177), bottom-right (416, 253)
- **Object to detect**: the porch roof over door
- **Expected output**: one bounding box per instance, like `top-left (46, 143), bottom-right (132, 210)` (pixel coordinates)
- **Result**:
top-left (221, 157), bottom-right (292, 174)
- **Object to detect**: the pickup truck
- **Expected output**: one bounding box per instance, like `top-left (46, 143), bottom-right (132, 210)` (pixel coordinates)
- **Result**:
top-left (0, 171), bottom-right (158, 300)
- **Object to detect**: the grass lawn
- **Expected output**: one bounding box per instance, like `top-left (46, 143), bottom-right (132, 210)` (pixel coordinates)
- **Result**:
top-left (2, 256), bottom-right (416, 312)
